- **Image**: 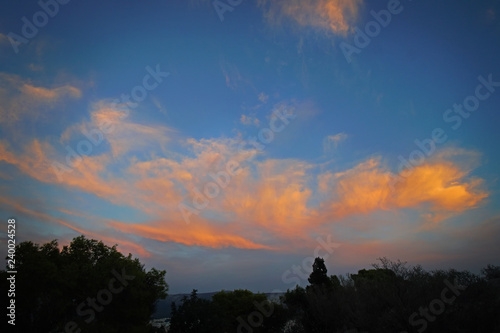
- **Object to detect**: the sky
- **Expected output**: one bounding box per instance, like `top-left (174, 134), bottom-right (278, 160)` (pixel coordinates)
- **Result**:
top-left (0, 0), bottom-right (499, 294)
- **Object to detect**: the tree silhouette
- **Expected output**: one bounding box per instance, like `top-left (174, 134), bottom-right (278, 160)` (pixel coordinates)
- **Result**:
top-left (308, 257), bottom-right (331, 287)
top-left (282, 257), bottom-right (500, 333)
top-left (1, 235), bottom-right (168, 333)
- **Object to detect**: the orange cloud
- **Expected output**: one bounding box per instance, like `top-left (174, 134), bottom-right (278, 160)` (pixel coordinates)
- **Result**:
top-left (0, 139), bottom-right (60, 183)
top-left (0, 195), bottom-right (150, 257)
top-left (4, 135), bottom-right (486, 251)
top-left (0, 73), bottom-right (81, 124)
top-left (221, 159), bottom-right (315, 238)
top-left (393, 162), bottom-right (486, 212)
top-left (1, 128), bottom-right (251, 219)
top-left (0, 97), bottom-right (490, 253)
top-left (20, 84), bottom-right (81, 100)
top-left (259, 0), bottom-right (363, 35)
top-left (0, 139), bottom-right (147, 211)
top-left (329, 158), bottom-right (392, 216)
top-left (324, 152), bottom-right (488, 221)
top-left (110, 220), bottom-right (272, 250)
top-left (77, 100), bottom-right (176, 157)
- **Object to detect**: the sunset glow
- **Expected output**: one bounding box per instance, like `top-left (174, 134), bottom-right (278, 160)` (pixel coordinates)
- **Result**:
top-left (1, 0), bottom-right (499, 293)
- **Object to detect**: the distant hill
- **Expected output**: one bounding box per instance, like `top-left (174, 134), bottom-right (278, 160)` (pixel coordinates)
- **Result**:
top-left (152, 292), bottom-right (285, 319)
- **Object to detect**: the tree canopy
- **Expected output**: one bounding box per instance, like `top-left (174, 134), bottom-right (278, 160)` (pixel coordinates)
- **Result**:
top-left (1, 235), bottom-right (168, 333)
top-left (166, 257), bottom-right (500, 333)
top-left (281, 258), bottom-right (500, 333)
top-left (169, 289), bottom-right (286, 333)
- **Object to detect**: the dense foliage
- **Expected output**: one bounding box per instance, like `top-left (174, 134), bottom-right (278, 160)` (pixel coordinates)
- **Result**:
top-left (284, 258), bottom-right (500, 332)
top-left (169, 289), bottom-right (287, 333)
top-left (1, 236), bottom-right (168, 333)
top-left (169, 257), bottom-right (500, 333)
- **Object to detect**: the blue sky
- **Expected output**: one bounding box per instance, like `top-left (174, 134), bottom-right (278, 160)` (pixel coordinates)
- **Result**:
top-left (1, 0), bottom-right (499, 293)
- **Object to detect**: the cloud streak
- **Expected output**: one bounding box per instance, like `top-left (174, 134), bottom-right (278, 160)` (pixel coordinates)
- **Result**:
top-left (323, 132), bottom-right (348, 152)
top-left (0, 91), bottom-right (489, 253)
top-left (0, 73), bottom-right (81, 124)
top-left (323, 152), bottom-right (487, 221)
top-left (258, 0), bottom-right (363, 35)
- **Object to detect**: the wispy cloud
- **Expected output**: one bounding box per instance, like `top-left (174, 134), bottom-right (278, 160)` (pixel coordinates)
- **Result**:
top-left (0, 33), bottom-right (9, 45)
top-left (240, 114), bottom-right (260, 126)
top-left (258, 0), bottom-right (363, 35)
top-left (322, 150), bottom-right (488, 221)
top-left (220, 60), bottom-right (243, 90)
top-left (0, 89), bottom-right (490, 253)
top-left (151, 95), bottom-right (168, 116)
top-left (0, 73), bottom-right (81, 124)
top-left (258, 92), bottom-right (269, 103)
top-left (0, 195), bottom-right (150, 257)
top-left (110, 219), bottom-right (273, 250)
top-left (323, 132), bottom-right (348, 152)
top-left (28, 63), bottom-right (44, 72)
top-left (1, 105), bottom-right (489, 252)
